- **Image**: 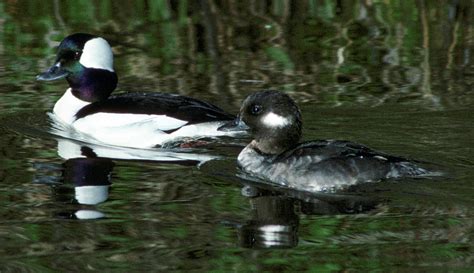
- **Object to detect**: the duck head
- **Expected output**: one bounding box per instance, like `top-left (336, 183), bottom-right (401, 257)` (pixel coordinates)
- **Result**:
top-left (37, 33), bottom-right (117, 102)
top-left (219, 90), bottom-right (302, 154)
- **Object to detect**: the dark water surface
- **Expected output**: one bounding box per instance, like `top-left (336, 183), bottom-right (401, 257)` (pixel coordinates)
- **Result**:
top-left (1, 1), bottom-right (474, 272)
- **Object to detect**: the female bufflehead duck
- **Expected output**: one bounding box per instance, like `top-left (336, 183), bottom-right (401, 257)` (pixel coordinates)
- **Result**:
top-left (37, 33), bottom-right (240, 148)
top-left (219, 90), bottom-right (436, 192)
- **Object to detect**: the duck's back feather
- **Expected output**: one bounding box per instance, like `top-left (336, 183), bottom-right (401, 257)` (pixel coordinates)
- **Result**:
top-left (275, 140), bottom-right (411, 164)
top-left (74, 92), bottom-right (235, 124)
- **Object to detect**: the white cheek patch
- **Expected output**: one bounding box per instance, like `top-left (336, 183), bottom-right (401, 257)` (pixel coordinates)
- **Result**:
top-left (80, 37), bottom-right (114, 72)
top-left (262, 112), bottom-right (291, 128)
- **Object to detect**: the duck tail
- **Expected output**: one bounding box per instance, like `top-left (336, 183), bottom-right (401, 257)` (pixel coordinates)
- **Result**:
top-left (391, 161), bottom-right (444, 178)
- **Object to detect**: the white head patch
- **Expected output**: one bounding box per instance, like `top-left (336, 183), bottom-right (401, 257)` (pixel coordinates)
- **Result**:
top-left (262, 112), bottom-right (291, 128)
top-left (80, 37), bottom-right (114, 72)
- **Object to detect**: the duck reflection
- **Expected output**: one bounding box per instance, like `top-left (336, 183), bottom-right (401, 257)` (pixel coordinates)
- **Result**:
top-left (65, 157), bottom-right (114, 206)
top-left (237, 184), bottom-right (380, 249)
top-left (56, 136), bottom-right (219, 165)
top-left (239, 190), bottom-right (299, 248)
top-left (53, 156), bottom-right (114, 220)
top-left (51, 136), bottom-right (214, 220)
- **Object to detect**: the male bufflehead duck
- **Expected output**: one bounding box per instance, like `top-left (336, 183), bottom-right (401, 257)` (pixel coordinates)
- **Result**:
top-left (37, 33), bottom-right (240, 148)
top-left (219, 90), bottom-right (437, 192)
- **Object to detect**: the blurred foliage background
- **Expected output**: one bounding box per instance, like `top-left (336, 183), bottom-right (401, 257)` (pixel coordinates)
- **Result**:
top-left (1, 0), bottom-right (474, 111)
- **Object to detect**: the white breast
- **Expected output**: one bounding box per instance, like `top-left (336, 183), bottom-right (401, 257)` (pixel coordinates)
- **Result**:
top-left (53, 88), bottom-right (90, 125)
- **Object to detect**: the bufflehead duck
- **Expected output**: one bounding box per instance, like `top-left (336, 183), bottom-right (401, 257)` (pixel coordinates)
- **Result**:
top-left (219, 90), bottom-right (437, 192)
top-left (37, 33), bottom-right (240, 148)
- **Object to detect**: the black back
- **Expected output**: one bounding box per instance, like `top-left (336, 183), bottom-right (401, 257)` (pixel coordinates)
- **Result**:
top-left (275, 140), bottom-right (413, 164)
top-left (75, 92), bottom-right (235, 124)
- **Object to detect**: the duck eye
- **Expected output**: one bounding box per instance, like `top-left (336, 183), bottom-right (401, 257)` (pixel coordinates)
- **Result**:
top-left (73, 51), bottom-right (82, 60)
top-left (60, 50), bottom-right (81, 61)
top-left (250, 104), bottom-right (263, 115)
